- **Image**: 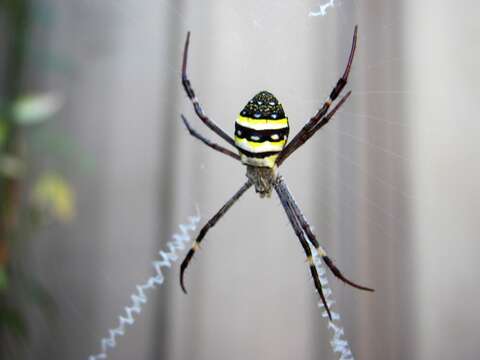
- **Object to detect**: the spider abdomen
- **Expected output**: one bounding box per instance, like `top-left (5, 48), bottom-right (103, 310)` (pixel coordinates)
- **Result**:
top-left (234, 91), bottom-right (289, 168)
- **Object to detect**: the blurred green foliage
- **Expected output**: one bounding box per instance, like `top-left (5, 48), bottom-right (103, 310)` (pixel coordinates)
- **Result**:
top-left (0, 0), bottom-right (83, 355)
top-left (32, 172), bottom-right (76, 223)
top-left (12, 93), bottom-right (63, 126)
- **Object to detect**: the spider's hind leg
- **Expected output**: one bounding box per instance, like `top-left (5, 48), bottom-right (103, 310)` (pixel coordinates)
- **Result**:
top-left (276, 176), bottom-right (374, 292)
top-left (180, 180), bottom-right (252, 293)
top-left (274, 176), bottom-right (333, 320)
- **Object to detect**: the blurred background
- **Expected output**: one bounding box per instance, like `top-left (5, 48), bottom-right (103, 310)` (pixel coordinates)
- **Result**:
top-left (1, 0), bottom-right (479, 359)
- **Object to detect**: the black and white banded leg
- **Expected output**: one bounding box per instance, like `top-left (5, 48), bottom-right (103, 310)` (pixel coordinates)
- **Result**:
top-left (274, 176), bottom-right (333, 320)
top-left (182, 32), bottom-right (236, 148)
top-left (276, 176), bottom-right (374, 292)
top-left (181, 115), bottom-right (241, 161)
top-left (180, 180), bottom-right (253, 293)
top-left (276, 26), bottom-right (357, 166)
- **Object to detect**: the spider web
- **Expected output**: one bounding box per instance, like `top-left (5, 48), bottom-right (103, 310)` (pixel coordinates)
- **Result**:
top-left (22, 1), bottom-right (465, 360)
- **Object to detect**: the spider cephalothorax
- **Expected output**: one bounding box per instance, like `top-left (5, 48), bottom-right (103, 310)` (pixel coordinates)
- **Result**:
top-left (179, 26), bottom-right (373, 320)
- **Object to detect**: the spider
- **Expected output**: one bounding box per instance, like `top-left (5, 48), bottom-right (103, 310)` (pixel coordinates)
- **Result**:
top-left (179, 26), bottom-right (373, 320)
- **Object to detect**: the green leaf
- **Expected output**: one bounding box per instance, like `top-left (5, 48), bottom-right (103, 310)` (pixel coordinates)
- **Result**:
top-left (0, 267), bottom-right (7, 291)
top-left (12, 93), bottom-right (62, 125)
top-left (0, 154), bottom-right (26, 178)
top-left (32, 172), bottom-right (76, 222)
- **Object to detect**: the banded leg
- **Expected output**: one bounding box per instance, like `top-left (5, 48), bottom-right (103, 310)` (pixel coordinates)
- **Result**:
top-left (274, 176), bottom-right (332, 320)
top-left (181, 115), bottom-right (240, 161)
top-left (276, 176), bottom-right (374, 292)
top-left (182, 32), bottom-right (236, 147)
top-left (180, 180), bottom-right (253, 293)
top-left (276, 26), bottom-right (358, 166)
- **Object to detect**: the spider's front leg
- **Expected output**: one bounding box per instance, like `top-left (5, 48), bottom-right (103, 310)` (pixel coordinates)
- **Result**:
top-left (181, 32), bottom-right (236, 148)
top-left (181, 115), bottom-right (240, 161)
top-left (275, 25), bottom-right (358, 166)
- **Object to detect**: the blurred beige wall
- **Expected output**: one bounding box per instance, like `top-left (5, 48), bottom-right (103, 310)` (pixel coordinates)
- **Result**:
top-left (23, 1), bottom-right (480, 360)
top-left (406, 1), bottom-right (480, 359)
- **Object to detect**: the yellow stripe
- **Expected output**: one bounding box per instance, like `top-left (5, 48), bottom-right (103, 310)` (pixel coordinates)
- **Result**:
top-left (236, 116), bottom-right (288, 130)
top-left (237, 115), bottom-right (288, 125)
top-left (235, 136), bottom-right (286, 152)
top-left (316, 245), bottom-right (327, 257)
top-left (307, 255), bottom-right (314, 265)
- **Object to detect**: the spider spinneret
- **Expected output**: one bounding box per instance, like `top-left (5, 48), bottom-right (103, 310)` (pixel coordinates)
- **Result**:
top-left (179, 26), bottom-right (374, 321)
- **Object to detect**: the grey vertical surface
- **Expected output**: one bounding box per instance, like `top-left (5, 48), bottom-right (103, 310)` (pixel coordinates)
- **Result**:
top-left (29, 1), bottom-right (168, 359)
top-left (20, 1), bottom-right (480, 360)
top-left (353, 2), bottom-right (415, 359)
top-left (406, 1), bottom-right (480, 359)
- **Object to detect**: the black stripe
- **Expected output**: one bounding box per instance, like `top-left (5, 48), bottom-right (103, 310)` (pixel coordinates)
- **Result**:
top-left (240, 91), bottom-right (286, 119)
top-left (235, 123), bottom-right (289, 143)
top-left (237, 147), bottom-right (281, 159)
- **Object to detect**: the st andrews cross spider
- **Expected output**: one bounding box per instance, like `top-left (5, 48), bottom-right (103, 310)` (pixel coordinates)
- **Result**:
top-left (179, 26), bottom-right (373, 320)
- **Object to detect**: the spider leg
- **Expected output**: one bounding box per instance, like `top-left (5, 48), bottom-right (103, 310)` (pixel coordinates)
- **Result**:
top-left (180, 180), bottom-right (253, 293)
top-left (274, 176), bottom-right (333, 321)
top-left (276, 176), bottom-right (374, 292)
top-left (181, 115), bottom-right (240, 161)
top-left (275, 25), bottom-right (358, 166)
top-left (182, 32), bottom-right (236, 148)
top-left (308, 90), bottom-right (351, 138)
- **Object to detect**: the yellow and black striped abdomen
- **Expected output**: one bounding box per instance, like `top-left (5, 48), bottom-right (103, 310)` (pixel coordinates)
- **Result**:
top-left (234, 91), bottom-right (289, 168)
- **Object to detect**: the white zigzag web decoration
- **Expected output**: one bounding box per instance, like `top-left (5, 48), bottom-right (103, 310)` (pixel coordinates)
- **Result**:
top-left (314, 249), bottom-right (355, 360)
top-left (88, 207), bottom-right (355, 360)
top-left (309, 0), bottom-right (336, 17)
top-left (88, 210), bottom-right (201, 360)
